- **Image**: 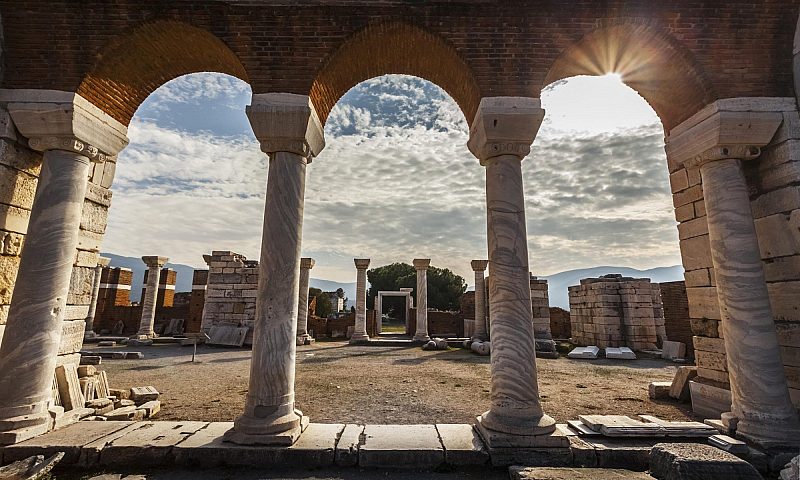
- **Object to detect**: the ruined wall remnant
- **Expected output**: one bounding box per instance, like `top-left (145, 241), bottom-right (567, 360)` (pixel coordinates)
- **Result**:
top-left (568, 274), bottom-right (667, 351)
top-left (201, 251), bottom-right (258, 342)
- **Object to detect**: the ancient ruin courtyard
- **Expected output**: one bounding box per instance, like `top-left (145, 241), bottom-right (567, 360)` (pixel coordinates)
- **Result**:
top-left (88, 342), bottom-right (689, 425)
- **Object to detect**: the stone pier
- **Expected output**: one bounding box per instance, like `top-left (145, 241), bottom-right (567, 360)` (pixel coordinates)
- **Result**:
top-left (666, 101), bottom-right (800, 448)
top-left (468, 97), bottom-right (561, 451)
top-left (85, 256), bottom-right (111, 337)
top-left (0, 92), bottom-right (128, 444)
top-left (136, 256), bottom-right (169, 338)
top-left (296, 257), bottom-right (315, 345)
top-left (471, 260), bottom-right (489, 341)
top-left (224, 93), bottom-right (324, 445)
top-left (350, 259), bottom-right (370, 343)
top-left (412, 259), bottom-right (431, 342)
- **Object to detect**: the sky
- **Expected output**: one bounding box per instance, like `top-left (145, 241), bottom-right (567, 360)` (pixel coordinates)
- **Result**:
top-left (102, 73), bottom-right (682, 284)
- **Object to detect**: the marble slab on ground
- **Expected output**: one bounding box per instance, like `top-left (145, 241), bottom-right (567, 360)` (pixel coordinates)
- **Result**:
top-left (99, 421), bottom-right (207, 465)
top-left (568, 346), bottom-right (600, 359)
top-left (649, 443), bottom-right (762, 480)
top-left (1, 421), bottom-right (133, 465)
top-left (172, 422), bottom-right (342, 468)
top-left (206, 325), bottom-right (248, 347)
top-left (335, 424), bottom-right (364, 466)
top-left (436, 423), bottom-right (489, 465)
top-left (510, 466), bottom-right (655, 479)
top-left (359, 424), bottom-right (444, 468)
top-left (605, 347), bottom-right (636, 360)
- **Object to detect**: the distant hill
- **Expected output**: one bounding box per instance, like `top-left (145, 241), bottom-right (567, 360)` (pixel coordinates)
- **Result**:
top-left (101, 253), bottom-right (196, 303)
top-left (542, 265), bottom-right (684, 309)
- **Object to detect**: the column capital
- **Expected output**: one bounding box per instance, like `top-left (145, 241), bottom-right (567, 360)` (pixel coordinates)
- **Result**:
top-left (2, 90), bottom-right (129, 163)
top-left (467, 96), bottom-right (544, 165)
top-left (665, 99), bottom-right (784, 171)
top-left (471, 259), bottom-right (489, 272)
top-left (142, 256), bottom-right (169, 269)
top-left (98, 257), bottom-right (111, 268)
top-left (247, 93), bottom-right (325, 160)
top-left (413, 258), bottom-right (431, 270)
top-left (300, 257), bottom-right (315, 270)
top-left (354, 258), bottom-right (370, 270)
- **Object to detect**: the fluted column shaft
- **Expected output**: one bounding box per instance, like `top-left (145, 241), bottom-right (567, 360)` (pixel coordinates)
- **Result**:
top-left (0, 151), bottom-right (91, 437)
top-left (471, 260), bottom-right (489, 341)
top-left (413, 259), bottom-right (431, 342)
top-left (296, 258), bottom-right (314, 343)
top-left (351, 259), bottom-right (370, 342)
top-left (137, 256), bottom-right (167, 338)
top-left (701, 157), bottom-right (800, 446)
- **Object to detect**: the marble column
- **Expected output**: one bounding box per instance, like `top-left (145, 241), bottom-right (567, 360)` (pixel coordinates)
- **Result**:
top-left (412, 259), bottom-right (431, 342)
top-left (0, 92), bottom-right (128, 444)
top-left (296, 257), bottom-right (315, 345)
top-left (375, 293), bottom-right (383, 334)
top-left (471, 260), bottom-right (489, 341)
top-left (136, 256), bottom-right (168, 338)
top-left (225, 93), bottom-right (324, 446)
top-left (467, 97), bottom-right (558, 447)
top-left (351, 259), bottom-right (371, 343)
top-left (85, 256), bottom-right (111, 336)
top-left (666, 104), bottom-right (800, 448)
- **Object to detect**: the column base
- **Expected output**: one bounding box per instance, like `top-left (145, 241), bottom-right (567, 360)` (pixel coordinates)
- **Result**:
top-left (133, 333), bottom-right (156, 340)
top-left (475, 415), bottom-right (563, 448)
top-left (477, 410), bottom-right (557, 440)
top-left (736, 419), bottom-right (800, 449)
top-left (0, 408), bottom-right (51, 446)
top-left (413, 334), bottom-right (430, 343)
top-left (349, 334), bottom-right (370, 344)
top-left (84, 331), bottom-right (97, 339)
top-left (223, 415), bottom-right (309, 446)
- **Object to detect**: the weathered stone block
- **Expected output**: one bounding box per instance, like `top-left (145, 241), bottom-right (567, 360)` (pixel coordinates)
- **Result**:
top-left (0, 253), bottom-right (20, 304)
top-left (0, 163), bottom-right (37, 210)
top-left (756, 213), bottom-right (800, 259)
top-left (767, 281), bottom-right (800, 321)
top-left (649, 443), bottom-right (761, 480)
top-left (0, 138), bottom-right (41, 175)
top-left (80, 199), bottom-right (109, 234)
top-left (68, 266), bottom-right (95, 305)
top-left (686, 287), bottom-right (720, 320)
top-left (680, 235), bottom-right (713, 271)
top-left (0, 202), bottom-right (30, 234)
top-left (678, 216), bottom-right (708, 240)
top-left (58, 320), bottom-right (86, 355)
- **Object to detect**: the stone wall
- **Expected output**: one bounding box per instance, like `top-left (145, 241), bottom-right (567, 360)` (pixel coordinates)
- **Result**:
top-left (530, 277), bottom-right (552, 340)
top-left (568, 274), bottom-right (666, 351)
top-left (668, 98), bottom-right (800, 409)
top-left (0, 104), bottom-right (117, 367)
top-left (201, 251), bottom-right (258, 342)
top-left (659, 281), bottom-right (694, 357)
top-left (549, 307), bottom-right (571, 339)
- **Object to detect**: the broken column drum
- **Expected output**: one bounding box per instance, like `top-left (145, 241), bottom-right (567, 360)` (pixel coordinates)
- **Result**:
top-left (471, 260), bottom-right (489, 341)
top-left (296, 257), bottom-right (315, 344)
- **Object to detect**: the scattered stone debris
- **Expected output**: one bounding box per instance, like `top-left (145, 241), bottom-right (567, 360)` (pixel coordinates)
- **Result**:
top-left (567, 415), bottom-right (715, 438)
top-left (649, 381), bottom-right (672, 400)
top-left (80, 355), bottom-right (102, 365)
top-left (567, 346), bottom-right (599, 359)
top-left (668, 366), bottom-right (697, 401)
top-left (470, 340), bottom-right (490, 356)
top-left (80, 351), bottom-right (143, 360)
top-left (422, 338), bottom-right (448, 350)
top-left (661, 340), bottom-right (686, 361)
top-left (780, 455), bottom-right (799, 480)
top-left (605, 347), bottom-right (636, 359)
top-left (510, 466), bottom-right (655, 480)
top-left (708, 434), bottom-right (748, 454)
top-left (0, 452), bottom-right (64, 480)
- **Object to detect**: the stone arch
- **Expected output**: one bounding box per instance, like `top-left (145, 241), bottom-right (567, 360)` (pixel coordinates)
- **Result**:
top-left (309, 21), bottom-right (481, 125)
top-left (77, 20), bottom-right (249, 126)
top-left (543, 22), bottom-right (716, 132)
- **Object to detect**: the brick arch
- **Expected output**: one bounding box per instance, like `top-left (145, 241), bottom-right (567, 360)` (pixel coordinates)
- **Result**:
top-left (309, 22), bottom-right (480, 125)
top-left (543, 22), bottom-right (716, 132)
top-left (77, 20), bottom-right (249, 126)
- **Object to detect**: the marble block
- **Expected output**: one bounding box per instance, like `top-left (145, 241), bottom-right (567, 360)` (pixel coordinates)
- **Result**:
top-left (568, 346), bottom-right (599, 359)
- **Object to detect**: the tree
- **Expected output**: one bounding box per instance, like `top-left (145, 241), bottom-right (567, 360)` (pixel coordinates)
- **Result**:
top-left (366, 262), bottom-right (466, 311)
top-left (308, 287), bottom-right (333, 318)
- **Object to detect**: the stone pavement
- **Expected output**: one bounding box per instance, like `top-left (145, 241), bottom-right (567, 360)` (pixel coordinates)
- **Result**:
top-left (0, 420), bottom-right (705, 471)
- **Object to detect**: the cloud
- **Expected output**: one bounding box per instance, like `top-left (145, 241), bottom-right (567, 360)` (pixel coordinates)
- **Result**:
top-left (104, 73), bottom-right (682, 286)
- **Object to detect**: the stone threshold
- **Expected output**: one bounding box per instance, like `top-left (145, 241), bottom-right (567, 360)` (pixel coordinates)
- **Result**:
top-left (0, 421), bottom-right (707, 471)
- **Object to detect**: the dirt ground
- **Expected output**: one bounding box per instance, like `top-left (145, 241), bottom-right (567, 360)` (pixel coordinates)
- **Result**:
top-left (89, 339), bottom-right (694, 424)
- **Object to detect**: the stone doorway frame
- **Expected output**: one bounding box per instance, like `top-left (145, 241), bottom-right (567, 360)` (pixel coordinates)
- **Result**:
top-left (374, 288), bottom-right (413, 335)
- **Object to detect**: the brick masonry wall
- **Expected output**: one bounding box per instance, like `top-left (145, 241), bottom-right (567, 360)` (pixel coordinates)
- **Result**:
top-left (568, 275), bottom-right (665, 351)
top-left (668, 99), bottom-right (800, 408)
top-left (659, 281), bottom-right (694, 356)
top-left (141, 267), bottom-right (177, 309)
top-left (0, 1), bottom-right (797, 131)
top-left (186, 269), bottom-right (208, 334)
